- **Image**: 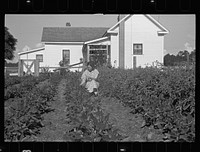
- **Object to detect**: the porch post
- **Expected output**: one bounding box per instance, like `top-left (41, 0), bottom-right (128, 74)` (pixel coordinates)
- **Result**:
top-left (87, 45), bottom-right (90, 62)
top-left (119, 14), bottom-right (125, 68)
top-left (34, 59), bottom-right (39, 77)
top-left (81, 44), bottom-right (87, 72)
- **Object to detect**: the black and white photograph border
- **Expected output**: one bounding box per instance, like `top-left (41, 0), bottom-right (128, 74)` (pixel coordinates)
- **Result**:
top-left (2, 0), bottom-right (197, 152)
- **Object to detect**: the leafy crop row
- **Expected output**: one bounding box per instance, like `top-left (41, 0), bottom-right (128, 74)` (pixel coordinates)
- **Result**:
top-left (4, 73), bottom-right (63, 141)
top-left (62, 72), bottom-right (126, 141)
top-left (4, 64), bottom-right (195, 142)
top-left (97, 65), bottom-right (195, 142)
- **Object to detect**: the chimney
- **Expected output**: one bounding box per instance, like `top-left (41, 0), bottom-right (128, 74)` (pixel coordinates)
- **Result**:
top-left (118, 14), bottom-right (125, 68)
top-left (66, 22), bottom-right (71, 27)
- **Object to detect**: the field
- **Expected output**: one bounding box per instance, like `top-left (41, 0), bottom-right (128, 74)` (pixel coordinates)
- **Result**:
top-left (4, 65), bottom-right (195, 142)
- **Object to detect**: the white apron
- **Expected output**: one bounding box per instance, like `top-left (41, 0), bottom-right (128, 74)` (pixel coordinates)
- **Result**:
top-left (80, 69), bottom-right (99, 93)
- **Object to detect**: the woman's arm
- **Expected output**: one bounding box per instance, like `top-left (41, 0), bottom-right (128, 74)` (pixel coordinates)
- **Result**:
top-left (80, 71), bottom-right (87, 86)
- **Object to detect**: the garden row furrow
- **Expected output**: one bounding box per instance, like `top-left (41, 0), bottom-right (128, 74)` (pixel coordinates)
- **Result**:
top-left (36, 78), bottom-right (71, 141)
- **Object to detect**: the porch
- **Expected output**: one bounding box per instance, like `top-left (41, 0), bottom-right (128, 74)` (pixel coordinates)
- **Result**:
top-left (82, 37), bottom-right (111, 68)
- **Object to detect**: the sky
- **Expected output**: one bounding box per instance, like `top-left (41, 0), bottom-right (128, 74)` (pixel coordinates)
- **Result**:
top-left (5, 14), bottom-right (195, 63)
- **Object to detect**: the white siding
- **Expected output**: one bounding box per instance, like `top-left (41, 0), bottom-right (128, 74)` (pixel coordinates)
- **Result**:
top-left (124, 15), bottom-right (164, 68)
top-left (124, 17), bottom-right (132, 69)
top-left (44, 43), bottom-right (83, 71)
top-left (20, 50), bottom-right (44, 60)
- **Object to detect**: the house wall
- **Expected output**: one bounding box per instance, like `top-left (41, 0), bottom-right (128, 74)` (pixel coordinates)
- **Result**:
top-left (44, 43), bottom-right (83, 71)
top-left (124, 15), bottom-right (164, 68)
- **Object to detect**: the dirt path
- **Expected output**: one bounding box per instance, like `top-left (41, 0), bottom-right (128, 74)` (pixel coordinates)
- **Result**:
top-left (35, 79), bottom-right (70, 141)
top-left (100, 97), bottom-right (164, 141)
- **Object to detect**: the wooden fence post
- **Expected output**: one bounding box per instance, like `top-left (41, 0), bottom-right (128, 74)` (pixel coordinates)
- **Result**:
top-left (18, 60), bottom-right (24, 77)
top-left (34, 59), bottom-right (39, 77)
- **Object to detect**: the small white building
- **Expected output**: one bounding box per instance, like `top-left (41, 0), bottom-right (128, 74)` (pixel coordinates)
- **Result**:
top-left (18, 14), bottom-right (169, 72)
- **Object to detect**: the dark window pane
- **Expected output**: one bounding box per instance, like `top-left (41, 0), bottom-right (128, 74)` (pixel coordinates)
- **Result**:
top-left (101, 45), bottom-right (107, 49)
top-left (133, 44), bottom-right (143, 55)
top-left (89, 45), bottom-right (107, 49)
top-left (63, 50), bottom-right (70, 65)
top-left (36, 54), bottom-right (43, 62)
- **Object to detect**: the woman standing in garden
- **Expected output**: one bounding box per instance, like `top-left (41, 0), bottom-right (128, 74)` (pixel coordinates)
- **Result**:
top-left (80, 61), bottom-right (99, 96)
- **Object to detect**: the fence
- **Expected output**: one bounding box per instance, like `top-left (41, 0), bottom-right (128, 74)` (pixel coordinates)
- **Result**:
top-left (4, 67), bottom-right (18, 76)
top-left (18, 59), bottom-right (39, 77)
top-left (17, 59), bottom-right (84, 77)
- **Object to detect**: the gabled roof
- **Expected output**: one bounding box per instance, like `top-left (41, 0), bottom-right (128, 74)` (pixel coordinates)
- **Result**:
top-left (41, 27), bottom-right (109, 42)
top-left (107, 14), bottom-right (169, 35)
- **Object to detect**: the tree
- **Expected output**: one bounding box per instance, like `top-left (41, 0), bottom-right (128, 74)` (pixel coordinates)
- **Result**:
top-left (164, 53), bottom-right (176, 66)
top-left (5, 27), bottom-right (17, 62)
top-left (164, 49), bottom-right (195, 66)
top-left (189, 49), bottom-right (196, 62)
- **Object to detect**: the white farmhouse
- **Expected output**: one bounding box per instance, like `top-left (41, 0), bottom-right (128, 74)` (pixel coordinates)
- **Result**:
top-left (18, 14), bottom-right (169, 72)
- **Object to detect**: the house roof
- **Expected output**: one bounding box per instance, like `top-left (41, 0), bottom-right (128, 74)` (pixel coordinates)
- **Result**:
top-left (107, 14), bottom-right (169, 35)
top-left (41, 27), bottom-right (109, 42)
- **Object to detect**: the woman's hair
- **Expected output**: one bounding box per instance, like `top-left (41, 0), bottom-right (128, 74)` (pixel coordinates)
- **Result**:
top-left (87, 61), bottom-right (95, 69)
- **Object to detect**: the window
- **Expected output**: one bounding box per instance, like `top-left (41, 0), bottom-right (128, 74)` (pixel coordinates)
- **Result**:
top-left (88, 45), bottom-right (110, 66)
top-left (63, 50), bottom-right (70, 65)
top-left (133, 44), bottom-right (143, 55)
top-left (36, 54), bottom-right (43, 62)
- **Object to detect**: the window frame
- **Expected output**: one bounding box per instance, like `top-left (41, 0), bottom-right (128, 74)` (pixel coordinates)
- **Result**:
top-left (133, 43), bottom-right (143, 55)
top-left (62, 49), bottom-right (70, 66)
top-left (36, 54), bottom-right (43, 62)
top-left (88, 44), bottom-right (109, 61)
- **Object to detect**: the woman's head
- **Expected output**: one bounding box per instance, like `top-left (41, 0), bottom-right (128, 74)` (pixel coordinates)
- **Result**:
top-left (87, 61), bottom-right (95, 71)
